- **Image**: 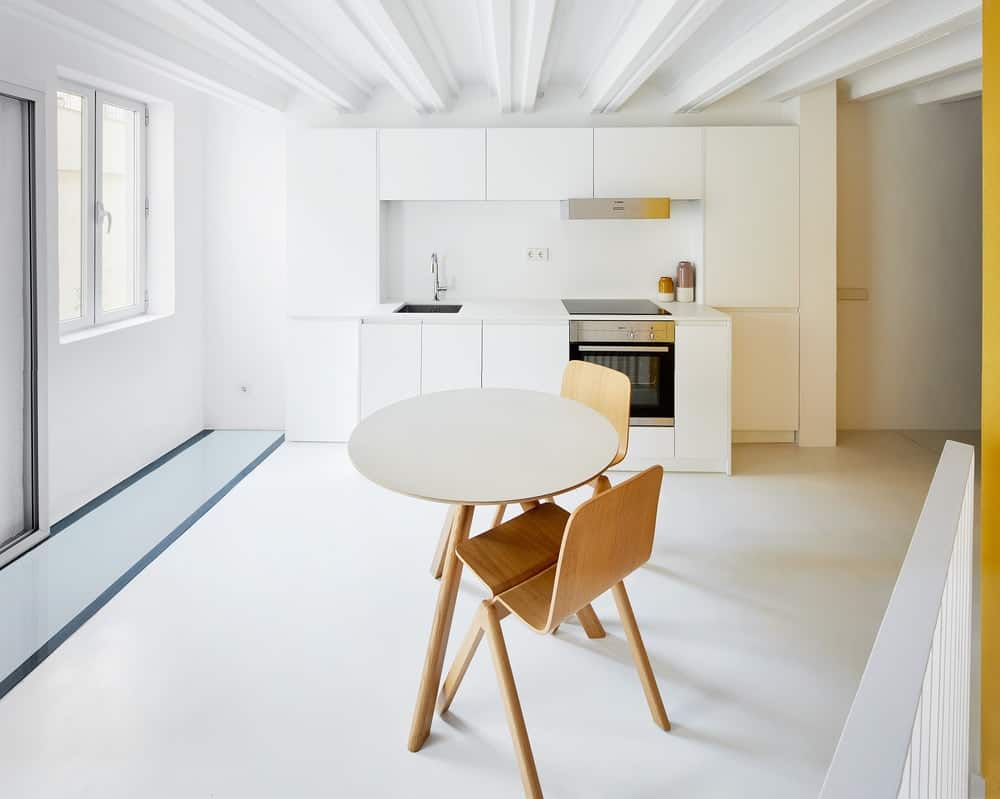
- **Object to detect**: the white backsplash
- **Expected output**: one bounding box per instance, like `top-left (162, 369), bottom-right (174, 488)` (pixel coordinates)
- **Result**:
top-left (380, 200), bottom-right (703, 301)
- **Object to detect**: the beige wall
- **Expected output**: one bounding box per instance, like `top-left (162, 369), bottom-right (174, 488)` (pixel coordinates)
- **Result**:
top-left (838, 93), bottom-right (982, 431)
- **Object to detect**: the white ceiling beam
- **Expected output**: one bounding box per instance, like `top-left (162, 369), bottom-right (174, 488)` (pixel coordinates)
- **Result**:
top-left (662, 0), bottom-right (892, 113)
top-left (338, 0), bottom-right (453, 113)
top-left (478, 0), bottom-right (513, 112)
top-left (519, 0), bottom-right (558, 112)
top-left (912, 68), bottom-right (982, 105)
top-left (169, 0), bottom-right (366, 111)
top-left (845, 24), bottom-right (982, 101)
top-left (759, 0), bottom-right (981, 102)
top-left (5, 0), bottom-right (290, 110)
top-left (584, 0), bottom-right (726, 114)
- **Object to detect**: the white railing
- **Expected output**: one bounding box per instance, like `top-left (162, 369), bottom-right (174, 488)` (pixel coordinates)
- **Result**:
top-left (819, 440), bottom-right (975, 799)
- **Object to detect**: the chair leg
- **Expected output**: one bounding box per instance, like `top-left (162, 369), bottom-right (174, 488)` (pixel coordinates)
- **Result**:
top-left (575, 604), bottom-right (606, 639)
top-left (484, 602), bottom-right (544, 799)
top-left (611, 581), bottom-right (670, 731)
top-left (492, 504), bottom-right (508, 528)
top-left (438, 605), bottom-right (486, 714)
top-left (430, 505), bottom-right (458, 580)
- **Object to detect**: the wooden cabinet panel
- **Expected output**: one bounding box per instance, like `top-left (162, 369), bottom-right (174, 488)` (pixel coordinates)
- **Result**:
top-left (378, 128), bottom-right (485, 200)
top-left (482, 322), bottom-right (568, 394)
top-left (704, 127), bottom-right (799, 308)
top-left (731, 311), bottom-right (799, 431)
top-left (360, 321), bottom-right (421, 417)
top-left (486, 128), bottom-right (593, 200)
top-left (594, 127), bottom-right (704, 199)
top-left (421, 322), bottom-right (482, 394)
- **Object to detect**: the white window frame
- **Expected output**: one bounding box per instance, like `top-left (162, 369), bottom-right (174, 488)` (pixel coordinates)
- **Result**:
top-left (58, 81), bottom-right (148, 334)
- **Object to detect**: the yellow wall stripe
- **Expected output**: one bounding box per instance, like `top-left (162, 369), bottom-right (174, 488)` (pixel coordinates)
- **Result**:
top-left (984, 3), bottom-right (999, 795)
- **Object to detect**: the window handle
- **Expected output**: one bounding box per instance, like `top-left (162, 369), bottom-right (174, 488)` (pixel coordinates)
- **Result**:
top-left (96, 201), bottom-right (112, 235)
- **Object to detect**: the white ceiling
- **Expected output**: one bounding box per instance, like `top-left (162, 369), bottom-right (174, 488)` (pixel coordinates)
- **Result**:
top-left (7, 0), bottom-right (984, 114)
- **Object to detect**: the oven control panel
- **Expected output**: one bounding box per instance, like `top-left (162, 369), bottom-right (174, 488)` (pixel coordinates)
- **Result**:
top-left (569, 320), bottom-right (675, 343)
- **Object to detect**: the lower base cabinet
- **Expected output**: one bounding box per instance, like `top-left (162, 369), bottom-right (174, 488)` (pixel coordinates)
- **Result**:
top-left (421, 322), bottom-right (482, 394)
top-left (481, 321), bottom-right (568, 394)
top-left (286, 318), bottom-right (360, 442)
top-left (673, 323), bottom-right (732, 472)
top-left (360, 321), bottom-right (421, 417)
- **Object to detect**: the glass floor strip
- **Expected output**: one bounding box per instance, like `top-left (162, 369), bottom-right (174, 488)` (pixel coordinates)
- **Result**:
top-left (0, 430), bottom-right (283, 697)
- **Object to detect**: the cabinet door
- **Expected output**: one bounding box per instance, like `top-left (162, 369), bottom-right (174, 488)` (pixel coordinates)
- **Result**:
top-left (286, 129), bottom-right (377, 315)
top-left (731, 311), bottom-right (799, 431)
top-left (594, 127), bottom-right (704, 199)
top-left (378, 129), bottom-right (485, 200)
top-left (360, 321), bottom-right (421, 417)
top-left (482, 322), bottom-right (568, 394)
top-left (486, 128), bottom-right (593, 200)
top-left (674, 323), bottom-right (731, 467)
top-left (421, 322), bottom-right (482, 394)
top-left (286, 319), bottom-right (360, 442)
top-left (704, 127), bottom-right (799, 307)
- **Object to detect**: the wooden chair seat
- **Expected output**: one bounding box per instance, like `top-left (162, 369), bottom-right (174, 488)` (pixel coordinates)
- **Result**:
top-left (457, 504), bottom-right (568, 596)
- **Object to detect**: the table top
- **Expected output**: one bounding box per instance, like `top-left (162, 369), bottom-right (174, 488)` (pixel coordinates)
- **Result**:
top-left (348, 388), bottom-right (619, 506)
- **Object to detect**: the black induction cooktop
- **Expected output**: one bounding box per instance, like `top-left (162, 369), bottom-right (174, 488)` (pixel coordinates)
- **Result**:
top-left (562, 299), bottom-right (670, 316)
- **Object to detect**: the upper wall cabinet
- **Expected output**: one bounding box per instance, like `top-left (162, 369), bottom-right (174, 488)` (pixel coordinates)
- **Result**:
top-left (287, 129), bottom-right (377, 314)
top-left (594, 127), bottom-right (704, 199)
top-left (379, 128), bottom-right (485, 201)
top-left (486, 128), bottom-right (593, 201)
top-left (704, 127), bottom-right (799, 308)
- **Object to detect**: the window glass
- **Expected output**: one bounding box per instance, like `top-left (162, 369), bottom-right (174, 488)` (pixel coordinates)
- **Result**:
top-left (100, 102), bottom-right (138, 312)
top-left (56, 91), bottom-right (84, 322)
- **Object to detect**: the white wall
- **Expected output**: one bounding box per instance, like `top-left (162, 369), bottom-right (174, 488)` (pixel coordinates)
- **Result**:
top-left (0, 11), bottom-right (207, 521)
top-left (382, 200), bottom-right (703, 300)
top-left (838, 93), bottom-right (982, 431)
top-left (201, 103), bottom-right (286, 431)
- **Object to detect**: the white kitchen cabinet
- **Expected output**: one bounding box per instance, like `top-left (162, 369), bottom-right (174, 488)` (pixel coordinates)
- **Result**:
top-left (286, 319), bottom-right (359, 442)
top-left (614, 427), bottom-right (676, 472)
top-left (594, 127), bottom-right (704, 199)
top-left (731, 311), bottom-right (799, 432)
top-left (286, 129), bottom-right (377, 315)
top-left (378, 129), bottom-right (485, 201)
top-left (421, 322), bottom-right (483, 394)
top-left (486, 128), bottom-right (593, 200)
top-left (482, 322), bottom-right (568, 395)
top-left (360, 321), bottom-right (421, 417)
top-left (674, 323), bottom-right (731, 470)
top-left (704, 127), bottom-right (799, 308)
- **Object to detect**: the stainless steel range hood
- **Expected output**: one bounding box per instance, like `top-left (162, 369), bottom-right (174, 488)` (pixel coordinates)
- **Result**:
top-left (560, 197), bottom-right (671, 220)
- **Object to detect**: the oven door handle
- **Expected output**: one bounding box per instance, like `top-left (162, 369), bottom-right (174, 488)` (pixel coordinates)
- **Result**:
top-left (577, 345), bottom-right (671, 353)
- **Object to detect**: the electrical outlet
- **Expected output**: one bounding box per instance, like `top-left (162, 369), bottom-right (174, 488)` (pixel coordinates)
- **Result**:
top-left (526, 248), bottom-right (550, 262)
top-left (239, 384), bottom-right (251, 394)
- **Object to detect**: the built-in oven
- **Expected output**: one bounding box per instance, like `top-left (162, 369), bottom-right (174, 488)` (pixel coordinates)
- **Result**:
top-left (569, 320), bottom-right (675, 426)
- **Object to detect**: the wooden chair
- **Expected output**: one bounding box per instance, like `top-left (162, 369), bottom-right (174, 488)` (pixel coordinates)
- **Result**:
top-left (430, 362), bottom-right (632, 642)
top-left (437, 465), bottom-right (668, 799)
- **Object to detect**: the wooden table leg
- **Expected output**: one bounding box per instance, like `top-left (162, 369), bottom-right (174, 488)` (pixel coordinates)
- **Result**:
top-left (429, 505), bottom-right (458, 580)
top-left (409, 504), bottom-right (474, 752)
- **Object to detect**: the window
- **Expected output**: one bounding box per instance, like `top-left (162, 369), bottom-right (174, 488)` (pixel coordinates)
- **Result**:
top-left (57, 83), bottom-right (147, 332)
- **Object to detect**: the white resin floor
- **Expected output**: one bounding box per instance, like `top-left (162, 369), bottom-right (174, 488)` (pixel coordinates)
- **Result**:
top-left (0, 432), bottom-right (974, 798)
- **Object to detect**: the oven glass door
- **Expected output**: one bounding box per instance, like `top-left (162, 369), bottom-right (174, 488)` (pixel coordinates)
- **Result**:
top-left (571, 343), bottom-right (674, 425)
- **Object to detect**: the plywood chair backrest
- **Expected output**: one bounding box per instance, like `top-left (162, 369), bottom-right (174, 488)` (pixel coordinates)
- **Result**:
top-left (560, 360), bottom-right (631, 467)
top-left (545, 465), bottom-right (663, 632)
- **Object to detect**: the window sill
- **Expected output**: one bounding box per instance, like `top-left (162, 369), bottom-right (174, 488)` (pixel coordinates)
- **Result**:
top-left (59, 312), bottom-right (173, 344)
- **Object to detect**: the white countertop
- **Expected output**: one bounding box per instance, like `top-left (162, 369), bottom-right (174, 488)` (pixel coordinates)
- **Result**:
top-left (294, 298), bottom-right (730, 323)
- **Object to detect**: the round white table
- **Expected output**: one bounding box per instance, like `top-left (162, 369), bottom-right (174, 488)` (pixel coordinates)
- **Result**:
top-left (348, 388), bottom-right (618, 752)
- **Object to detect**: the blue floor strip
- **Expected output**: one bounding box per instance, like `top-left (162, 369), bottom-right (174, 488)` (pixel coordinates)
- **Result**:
top-left (0, 430), bottom-right (284, 701)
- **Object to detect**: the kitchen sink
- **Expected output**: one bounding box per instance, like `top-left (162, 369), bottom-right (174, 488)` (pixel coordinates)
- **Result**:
top-left (394, 303), bottom-right (463, 313)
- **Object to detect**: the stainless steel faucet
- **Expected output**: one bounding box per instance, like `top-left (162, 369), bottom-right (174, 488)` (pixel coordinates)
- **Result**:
top-left (431, 252), bottom-right (447, 301)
